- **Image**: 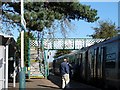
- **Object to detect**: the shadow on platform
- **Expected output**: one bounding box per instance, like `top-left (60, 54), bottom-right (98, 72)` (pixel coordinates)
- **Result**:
top-left (37, 84), bottom-right (60, 89)
top-left (47, 74), bottom-right (62, 88)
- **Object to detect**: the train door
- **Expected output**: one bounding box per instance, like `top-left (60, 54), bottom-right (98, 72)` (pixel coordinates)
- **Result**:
top-left (94, 48), bottom-right (97, 79)
top-left (101, 47), bottom-right (106, 81)
top-left (85, 50), bottom-right (89, 81)
top-left (53, 60), bottom-right (56, 74)
top-left (89, 48), bottom-right (96, 79)
top-left (96, 47), bottom-right (101, 79)
top-left (92, 47), bottom-right (99, 79)
top-left (80, 53), bottom-right (83, 79)
top-left (89, 46), bottom-right (106, 85)
top-left (89, 49), bottom-right (94, 79)
top-left (94, 47), bottom-right (99, 79)
top-left (88, 48), bottom-right (97, 80)
top-left (98, 47), bottom-right (102, 79)
top-left (82, 52), bottom-right (86, 79)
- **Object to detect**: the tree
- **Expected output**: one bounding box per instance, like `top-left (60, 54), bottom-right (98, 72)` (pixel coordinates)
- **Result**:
top-left (1, 1), bottom-right (99, 33)
top-left (17, 32), bottom-right (35, 66)
top-left (1, 1), bottom-right (21, 35)
top-left (54, 50), bottom-right (71, 58)
top-left (89, 20), bottom-right (118, 39)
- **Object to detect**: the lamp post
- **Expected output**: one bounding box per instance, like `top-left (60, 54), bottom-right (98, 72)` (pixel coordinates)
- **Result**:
top-left (19, 0), bottom-right (26, 89)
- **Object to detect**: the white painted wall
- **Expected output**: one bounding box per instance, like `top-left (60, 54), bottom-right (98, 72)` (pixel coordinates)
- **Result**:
top-left (0, 46), bottom-right (5, 90)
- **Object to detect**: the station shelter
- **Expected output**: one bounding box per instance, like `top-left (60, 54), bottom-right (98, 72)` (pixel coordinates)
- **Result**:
top-left (0, 33), bottom-right (18, 89)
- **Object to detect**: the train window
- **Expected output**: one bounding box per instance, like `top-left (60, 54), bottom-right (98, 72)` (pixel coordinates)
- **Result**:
top-left (105, 61), bottom-right (115, 68)
top-left (105, 53), bottom-right (116, 68)
top-left (91, 55), bottom-right (94, 69)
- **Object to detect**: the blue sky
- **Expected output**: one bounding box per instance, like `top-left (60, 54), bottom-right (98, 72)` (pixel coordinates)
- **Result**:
top-left (54, 2), bottom-right (118, 38)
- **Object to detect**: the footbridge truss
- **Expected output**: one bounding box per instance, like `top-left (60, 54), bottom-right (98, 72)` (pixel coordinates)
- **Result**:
top-left (30, 38), bottom-right (105, 50)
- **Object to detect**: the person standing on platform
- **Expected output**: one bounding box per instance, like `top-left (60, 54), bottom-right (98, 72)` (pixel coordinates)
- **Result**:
top-left (60, 58), bottom-right (70, 89)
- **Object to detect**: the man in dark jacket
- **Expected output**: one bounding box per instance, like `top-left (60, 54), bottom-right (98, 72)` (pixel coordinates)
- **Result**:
top-left (60, 58), bottom-right (70, 89)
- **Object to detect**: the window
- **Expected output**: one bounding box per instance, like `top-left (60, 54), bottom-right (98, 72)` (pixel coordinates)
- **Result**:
top-left (105, 53), bottom-right (116, 68)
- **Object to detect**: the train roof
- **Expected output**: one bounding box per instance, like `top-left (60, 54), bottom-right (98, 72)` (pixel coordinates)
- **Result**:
top-left (53, 35), bottom-right (120, 61)
top-left (54, 50), bottom-right (77, 60)
top-left (89, 35), bottom-right (120, 48)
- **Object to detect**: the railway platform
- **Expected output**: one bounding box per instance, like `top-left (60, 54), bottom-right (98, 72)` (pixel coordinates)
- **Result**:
top-left (8, 74), bottom-right (101, 90)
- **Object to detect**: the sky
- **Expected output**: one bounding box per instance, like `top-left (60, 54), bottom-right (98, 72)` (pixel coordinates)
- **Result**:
top-left (53, 2), bottom-right (118, 38)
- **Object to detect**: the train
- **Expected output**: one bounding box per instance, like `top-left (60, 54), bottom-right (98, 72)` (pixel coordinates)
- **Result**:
top-left (53, 35), bottom-right (120, 89)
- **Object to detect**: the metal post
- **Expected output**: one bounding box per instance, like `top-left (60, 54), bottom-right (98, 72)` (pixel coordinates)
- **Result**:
top-left (28, 38), bottom-right (30, 79)
top-left (37, 32), bottom-right (40, 59)
top-left (40, 34), bottom-right (45, 73)
top-left (47, 50), bottom-right (50, 76)
top-left (44, 50), bottom-right (47, 79)
top-left (84, 38), bottom-right (86, 47)
top-left (74, 38), bottom-right (75, 49)
top-left (42, 38), bottom-right (46, 78)
top-left (63, 38), bottom-right (65, 49)
top-left (19, 31), bottom-right (25, 89)
top-left (41, 33), bottom-right (47, 79)
top-left (13, 57), bottom-right (16, 87)
top-left (19, 0), bottom-right (26, 88)
top-left (46, 53), bottom-right (48, 78)
top-left (21, 0), bottom-right (24, 68)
